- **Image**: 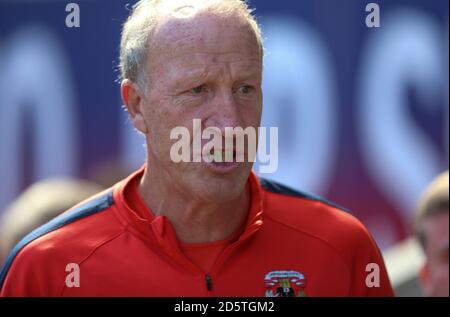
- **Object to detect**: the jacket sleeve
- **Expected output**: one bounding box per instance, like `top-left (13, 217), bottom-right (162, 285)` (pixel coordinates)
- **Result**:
top-left (0, 241), bottom-right (65, 297)
top-left (348, 224), bottom-right (395, 297)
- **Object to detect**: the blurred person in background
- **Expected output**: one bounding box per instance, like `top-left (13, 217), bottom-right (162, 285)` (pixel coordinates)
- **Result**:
top-left (0, 179), bottom-right (103, 266)
top-left (415, 170), bottom-right (449, 297)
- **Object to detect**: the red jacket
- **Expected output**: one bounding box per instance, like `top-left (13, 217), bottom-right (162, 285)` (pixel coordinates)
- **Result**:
top-left (0, 167), bottom-right (394, 296)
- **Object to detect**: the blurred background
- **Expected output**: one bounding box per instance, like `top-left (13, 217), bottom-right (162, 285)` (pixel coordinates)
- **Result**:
top-left (0, 0), bottom-right (448, 295)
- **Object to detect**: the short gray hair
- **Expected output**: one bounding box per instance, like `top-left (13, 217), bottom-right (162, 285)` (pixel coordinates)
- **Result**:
top-left (119, 0), bottom-right (263, 90)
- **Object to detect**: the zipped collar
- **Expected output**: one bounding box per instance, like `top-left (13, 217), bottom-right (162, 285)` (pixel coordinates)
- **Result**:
top-left (112, 165), bottom-right (264, 262)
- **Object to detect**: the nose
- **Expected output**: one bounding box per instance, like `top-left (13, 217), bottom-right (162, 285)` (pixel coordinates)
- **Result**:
top-left (207, 88), bottom-right (244, 132)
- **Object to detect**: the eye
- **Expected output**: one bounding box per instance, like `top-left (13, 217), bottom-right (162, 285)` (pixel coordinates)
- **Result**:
top-left (189, 84), bottom-right (206, 94)
top-left (238, 85), bottom-right (254, 94)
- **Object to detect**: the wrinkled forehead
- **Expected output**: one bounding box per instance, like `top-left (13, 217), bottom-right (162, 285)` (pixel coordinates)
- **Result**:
top-left (162, 52), bottom-right (262, 88)
top-left (149, 9), bottom-right (262, 67)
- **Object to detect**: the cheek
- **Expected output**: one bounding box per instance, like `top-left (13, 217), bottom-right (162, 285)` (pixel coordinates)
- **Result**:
top-left (250, 94), bottom-right (263, 120)
top-left (145, 104), bottom-right (195, 156)
top-left (245, 103), bottom-right (262, 127)
top-left (143, 102), bottom-right (176, 151)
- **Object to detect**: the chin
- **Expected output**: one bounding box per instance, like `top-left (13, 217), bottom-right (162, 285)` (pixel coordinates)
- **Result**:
top-left (190, 164), bottom-right (251, 202)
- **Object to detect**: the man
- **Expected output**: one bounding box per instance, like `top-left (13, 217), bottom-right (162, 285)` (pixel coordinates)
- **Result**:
top-left (415, 171), bottom-right (449, 297)
top-left (0, 178), bottom-right (102, 266)
top-left (0, 0), bottom-right (393, 296)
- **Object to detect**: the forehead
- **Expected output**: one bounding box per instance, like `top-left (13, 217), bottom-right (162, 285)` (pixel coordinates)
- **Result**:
top-left (148, 11), bottom-right (262, 73)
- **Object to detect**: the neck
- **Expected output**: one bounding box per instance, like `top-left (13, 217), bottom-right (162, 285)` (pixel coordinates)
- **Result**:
top-left (138, 164), bottom-right (250, 244)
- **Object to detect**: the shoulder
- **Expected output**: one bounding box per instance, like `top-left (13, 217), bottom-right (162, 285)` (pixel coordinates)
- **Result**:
top-left (258, 178), bottom-right (393, 296)
top-left (259, 177), bottom-right (376, 256)
top-left (0, 189), bottom-right (124, 294)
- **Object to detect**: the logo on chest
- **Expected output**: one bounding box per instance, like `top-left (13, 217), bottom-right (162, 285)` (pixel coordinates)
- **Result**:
top-left (264, 270), bottom-right (307, 297)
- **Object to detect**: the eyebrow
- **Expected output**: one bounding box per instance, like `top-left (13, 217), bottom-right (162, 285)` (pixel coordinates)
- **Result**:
top-left (169, 60), bottom-right (261, 91)
top-left (170, 68), bottom-right (209, 91)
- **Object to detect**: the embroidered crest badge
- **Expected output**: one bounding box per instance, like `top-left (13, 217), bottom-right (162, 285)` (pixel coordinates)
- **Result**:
top-left (264, 270), bottom-right (307, 297)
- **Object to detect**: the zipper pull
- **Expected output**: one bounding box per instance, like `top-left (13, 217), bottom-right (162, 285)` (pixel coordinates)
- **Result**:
top-left (205, 274), bottom-right (213, 291)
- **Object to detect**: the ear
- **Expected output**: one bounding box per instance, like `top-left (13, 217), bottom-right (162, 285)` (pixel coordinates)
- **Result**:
top-left (121, 79), bottom-right (149, 134)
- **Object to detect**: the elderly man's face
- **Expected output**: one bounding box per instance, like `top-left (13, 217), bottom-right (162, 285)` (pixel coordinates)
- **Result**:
top-left (141, 12), bottom-right (262, 202)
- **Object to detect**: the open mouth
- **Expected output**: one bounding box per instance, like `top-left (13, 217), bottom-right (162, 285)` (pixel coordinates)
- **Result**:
top-left (202, 148), bottom-right (242, 172)
top-left (205, 148), bottom-right (236, 163)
